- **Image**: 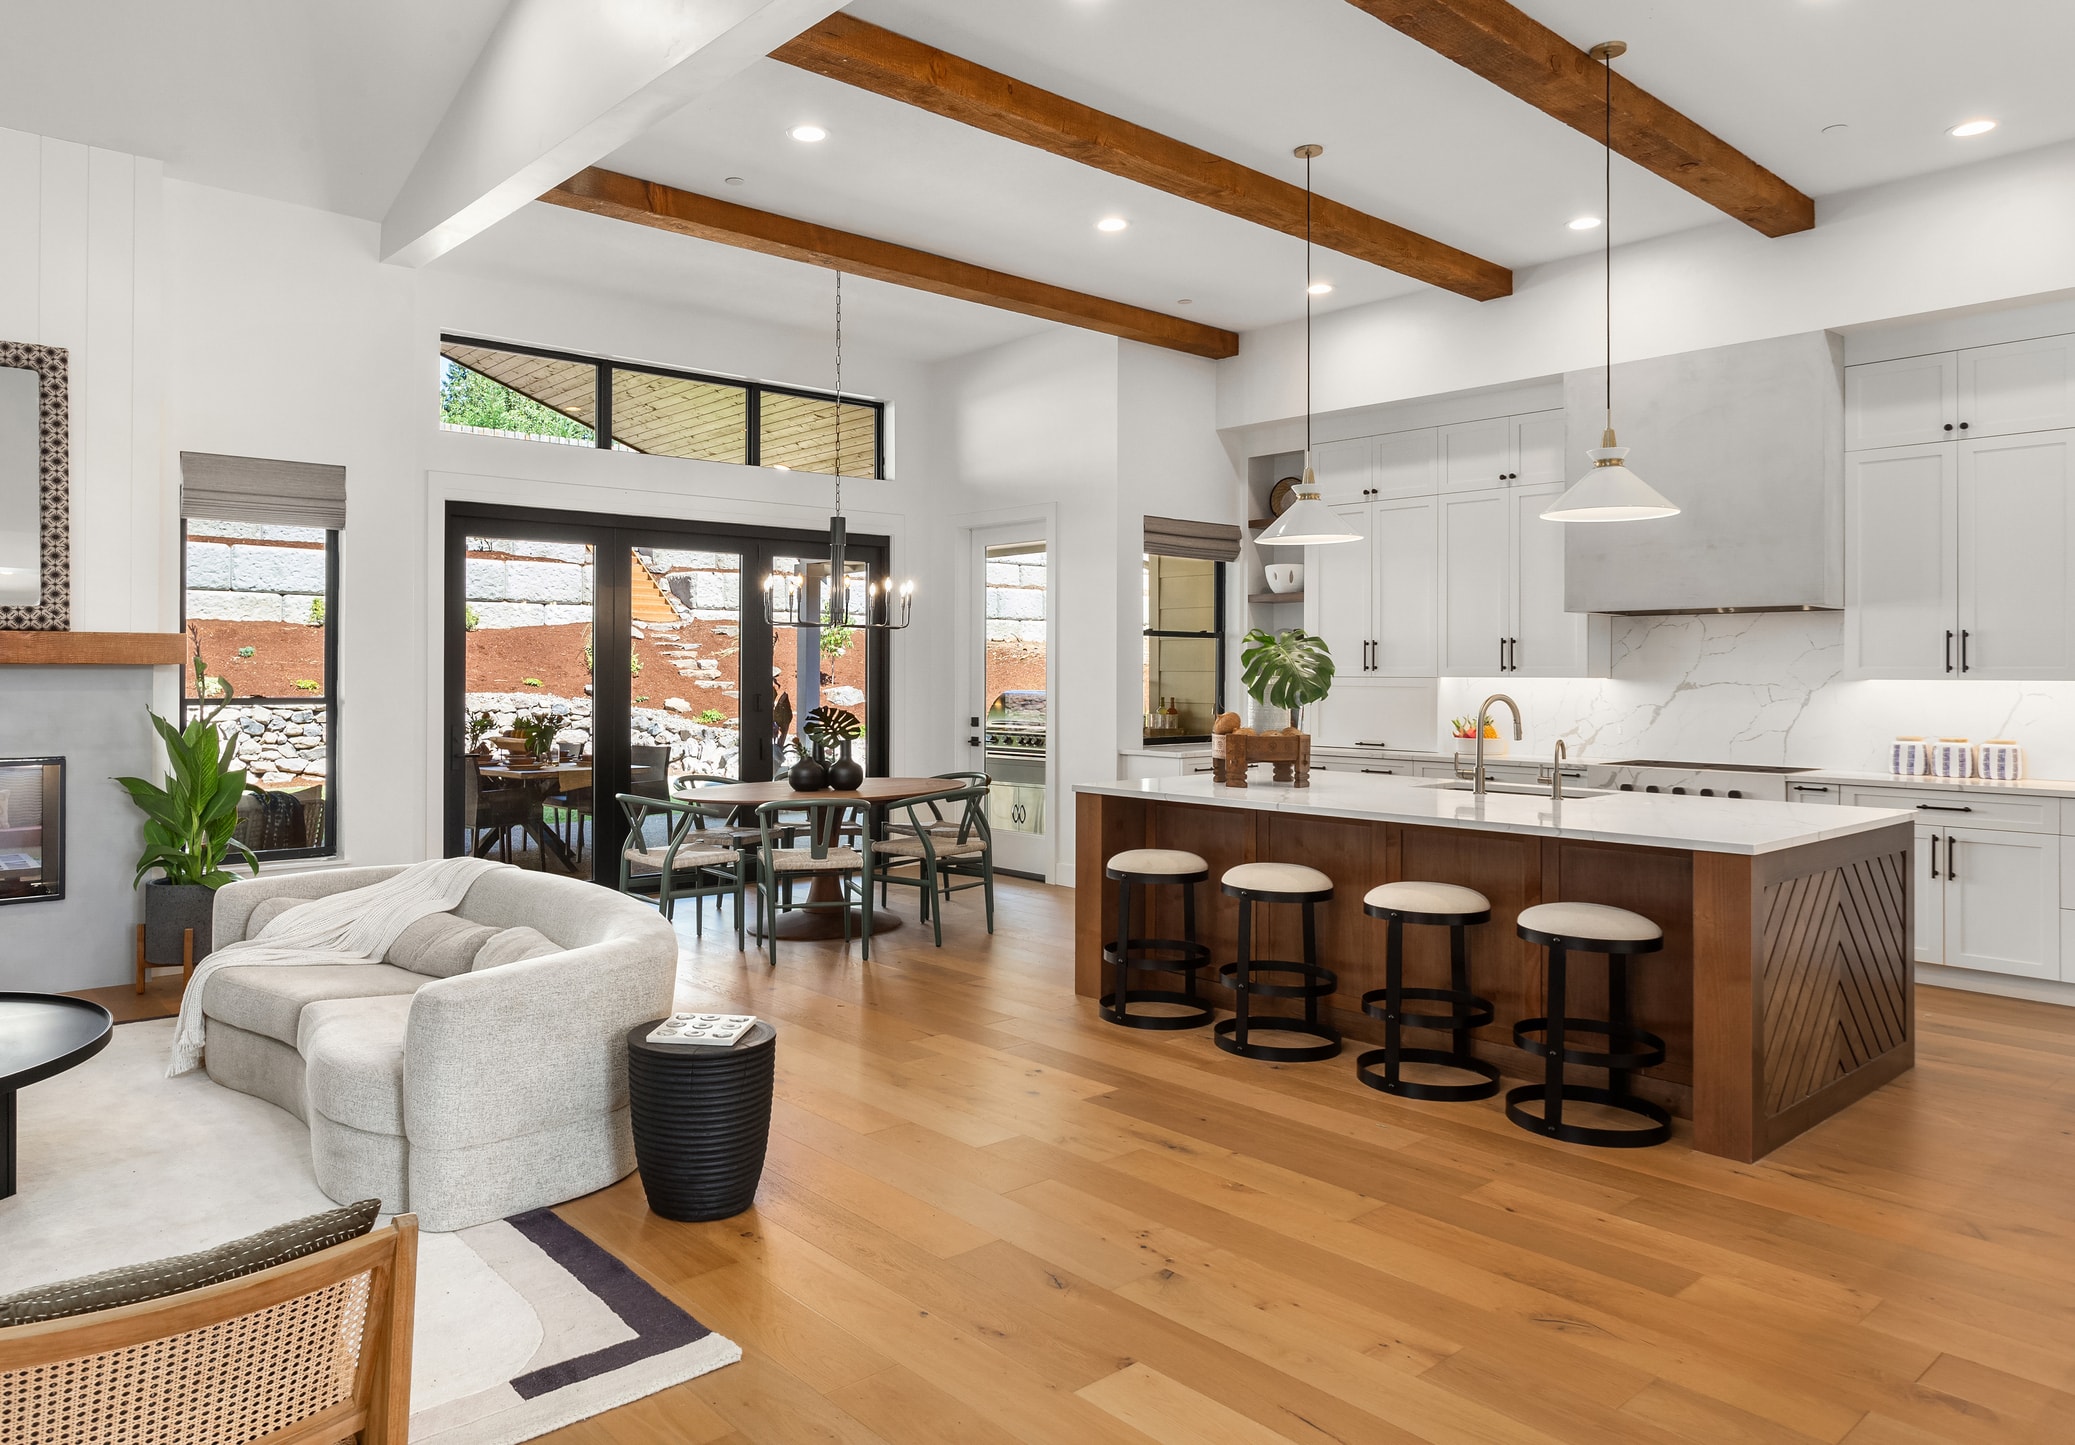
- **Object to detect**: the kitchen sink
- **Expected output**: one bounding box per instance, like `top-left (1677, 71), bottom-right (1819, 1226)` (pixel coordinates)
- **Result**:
top-left (1415, 780), bottom-right (1612, 799)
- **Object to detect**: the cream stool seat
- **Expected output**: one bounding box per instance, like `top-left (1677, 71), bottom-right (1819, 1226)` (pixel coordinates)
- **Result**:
top-left (1362, 880), bottom-right (1490, 918)
top-left (1516, 901), bottom-right (1662, 944)
top-left (1106, 849), bottom-right (1209, 881)
top-left (1220, 861), bottom-right (1332, 898)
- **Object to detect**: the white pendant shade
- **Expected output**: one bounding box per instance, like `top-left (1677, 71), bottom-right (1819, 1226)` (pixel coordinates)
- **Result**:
top-left (1541, 436), bottom-right (1680, 523)
top-left (1256, 468), bottom-right (1361, 546)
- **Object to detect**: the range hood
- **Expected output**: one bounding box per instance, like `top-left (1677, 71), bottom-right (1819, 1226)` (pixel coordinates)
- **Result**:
top-left (1562, 332), bottom-right (1844, 615)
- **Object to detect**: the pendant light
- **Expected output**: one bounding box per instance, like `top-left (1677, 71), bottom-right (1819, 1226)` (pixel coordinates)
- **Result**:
top-left (1257, 143), bottom-right (1362, 547)
top-left (1542, 42), bottom-right (1680, 524)
top-left (763, 271), bottom-right (914, 630)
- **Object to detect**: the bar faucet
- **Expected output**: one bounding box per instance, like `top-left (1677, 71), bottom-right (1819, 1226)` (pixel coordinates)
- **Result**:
top-left (1546, 738), bottom-right (1568, 803)
top-left (1472, 693), bottom-right (1523, 796)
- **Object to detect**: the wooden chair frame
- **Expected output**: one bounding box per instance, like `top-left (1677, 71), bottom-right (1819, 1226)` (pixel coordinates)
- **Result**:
top-left (865, 786), bottom-right (995, 957)
top-left (0, 1214), bottom-right (418, 1445)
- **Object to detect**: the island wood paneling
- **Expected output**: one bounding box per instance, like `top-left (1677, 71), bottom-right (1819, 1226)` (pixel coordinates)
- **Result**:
top-left (1075, 792), bottom-right (1916, 1161)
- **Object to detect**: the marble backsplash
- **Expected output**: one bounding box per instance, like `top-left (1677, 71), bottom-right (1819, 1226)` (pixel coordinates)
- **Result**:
top-left (1435, 611), bottom-right (2075, 780)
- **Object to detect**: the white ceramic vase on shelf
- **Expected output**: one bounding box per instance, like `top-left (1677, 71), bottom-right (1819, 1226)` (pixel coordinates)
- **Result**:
top-left (1263, 564), bottom-right (1304, 595)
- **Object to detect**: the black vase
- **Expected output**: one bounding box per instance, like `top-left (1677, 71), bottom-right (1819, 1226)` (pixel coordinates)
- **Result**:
top-left (787, 754), bottom-right (827, 792)
top-left (825, 741), bottom-right (864, 792)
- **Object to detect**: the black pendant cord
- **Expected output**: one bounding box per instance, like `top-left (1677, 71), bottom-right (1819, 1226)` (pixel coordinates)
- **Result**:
top-left (1603, 52), bottom-right (1614, 434)
top-left (1304, 150), bottom-right (1313, 463)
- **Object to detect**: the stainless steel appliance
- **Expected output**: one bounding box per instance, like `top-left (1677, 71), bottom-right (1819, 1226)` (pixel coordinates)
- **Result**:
top-left (1591, 759), bottom-right (1820, 802)
top-left (983, 690), bottom-right (1046, 833)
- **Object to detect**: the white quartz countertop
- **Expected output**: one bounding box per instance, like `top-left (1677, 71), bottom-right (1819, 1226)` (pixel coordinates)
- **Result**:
top-left (1076, 773), bottom-right (1914, 856)
top-left (1798, 768), bottom-right (2075, 800)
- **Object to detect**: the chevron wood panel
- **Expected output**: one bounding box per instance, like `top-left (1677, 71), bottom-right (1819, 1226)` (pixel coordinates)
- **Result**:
top-left (1761, 850), bottom-right (1911, 1116)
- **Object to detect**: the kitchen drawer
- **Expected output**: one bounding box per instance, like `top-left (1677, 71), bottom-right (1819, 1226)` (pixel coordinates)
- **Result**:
top-left (2064, 911), bottom-right (2075, 982)
top-left (1785, 780), bottom-right (1841, 803)
top-left (1416, 761), bottom-right (1458, 779)
top-left (1835, 784), bottom-right (2057, 833)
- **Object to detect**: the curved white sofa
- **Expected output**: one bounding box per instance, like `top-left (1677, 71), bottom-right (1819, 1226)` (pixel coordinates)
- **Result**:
top-left (200, 864), bottom-right (677, 1232)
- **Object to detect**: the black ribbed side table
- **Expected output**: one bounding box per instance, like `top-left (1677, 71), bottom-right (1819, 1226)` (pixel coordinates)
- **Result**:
top-left (626, 1019), bottom-right (776, 1221)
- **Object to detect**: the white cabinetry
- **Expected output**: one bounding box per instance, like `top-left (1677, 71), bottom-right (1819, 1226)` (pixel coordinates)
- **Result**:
top-left (1439, 484), bottom-right (1606, 678)
top-left (1844, 429), bottom-right (2075, 679)
top-left (1306, 498), bottom-right (1435, 677)
top-left (1308, 438), bottom-right (1373, 506)
top-left (1845, 335), bottom-right (2075, 449)
top-left (1938, 828), bottom-right (2062, 980)
top-left (1440, 412), bottom-right (1566, 491)
top-left (1845, 354), bottom-right (1956, 450)
top-left (1373, 429), bottom-right (1441, 499)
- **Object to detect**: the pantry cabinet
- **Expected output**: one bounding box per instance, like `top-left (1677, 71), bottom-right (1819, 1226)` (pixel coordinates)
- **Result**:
top-left (1440, 412), bottom-right (1567, 491)
top-left (1844, 429), bottom-right (2075, 680)
top-left (1305, 498), bottom-right (1435, 677)
top-left (1438, 483), bottom-right (1606, 678)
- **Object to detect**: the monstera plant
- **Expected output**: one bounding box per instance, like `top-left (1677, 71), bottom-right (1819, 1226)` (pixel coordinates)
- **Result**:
top-left (1240, 627), bottom-right (1336, 731)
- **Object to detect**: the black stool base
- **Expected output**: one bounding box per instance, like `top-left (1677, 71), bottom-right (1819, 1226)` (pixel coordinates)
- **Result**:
top-left (1514, 1017), bottom-right (1667, 1073)
top-left (1214, 1014), bottom-right (1342, 1062)
top-left (1504, 1083), bottom-right (1671, 1149)
top-left (1354, 1046), bottom-right (1499, 1101)
top-left (1100, 988), bottom-right (1215, 1030)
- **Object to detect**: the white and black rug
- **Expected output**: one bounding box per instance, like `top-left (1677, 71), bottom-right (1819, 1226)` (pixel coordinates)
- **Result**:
top-left (0, 1017), bottom-right (739, 1445)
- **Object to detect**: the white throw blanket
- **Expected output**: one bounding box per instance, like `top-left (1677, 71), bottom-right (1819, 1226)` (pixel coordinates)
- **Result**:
top-left (169, 857), bottom-right (500, 1076)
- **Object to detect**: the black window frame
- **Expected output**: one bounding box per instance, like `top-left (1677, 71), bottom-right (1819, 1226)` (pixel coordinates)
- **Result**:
top-left (177, 519), bottom-right (342, 862)
top-left (438, 334), bottom-right (887, 480)
top-left (1140, 554), bottom-right (1227, 746)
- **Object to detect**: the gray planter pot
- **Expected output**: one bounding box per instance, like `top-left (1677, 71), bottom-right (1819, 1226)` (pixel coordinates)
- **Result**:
top-left (144, 880), bottom-right (216, 966)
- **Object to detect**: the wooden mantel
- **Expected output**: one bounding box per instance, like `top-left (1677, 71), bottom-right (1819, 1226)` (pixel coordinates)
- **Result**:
top-left (0, 631), bottom-right (186, 665)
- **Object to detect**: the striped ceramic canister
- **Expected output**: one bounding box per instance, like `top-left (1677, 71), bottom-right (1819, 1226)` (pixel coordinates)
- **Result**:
top-left (1931, 738), bottom-right (1975, 780)
top-left (1979, 740), bottom-right (2024, 782)
top-left (1891, 737), bottom-right (1930, 777)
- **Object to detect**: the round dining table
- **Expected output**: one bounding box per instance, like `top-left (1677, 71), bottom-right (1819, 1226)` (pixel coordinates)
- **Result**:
top-left (686, 777), bottom-right (954, 940)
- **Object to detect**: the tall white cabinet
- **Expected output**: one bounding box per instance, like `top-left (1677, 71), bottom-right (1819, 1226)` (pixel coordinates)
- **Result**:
top-left (1845, 331), bottom-right (2075, 681)
top-left (1438, 483), bottom-right (1607, 678)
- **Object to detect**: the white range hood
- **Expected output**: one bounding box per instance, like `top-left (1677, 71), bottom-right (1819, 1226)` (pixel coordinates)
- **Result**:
top-left (1561, 331), bottom-right (1845, 614)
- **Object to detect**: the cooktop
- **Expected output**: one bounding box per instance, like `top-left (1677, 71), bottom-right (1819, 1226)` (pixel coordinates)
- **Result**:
top-left (1610, 760), bottom-right (1818, 774)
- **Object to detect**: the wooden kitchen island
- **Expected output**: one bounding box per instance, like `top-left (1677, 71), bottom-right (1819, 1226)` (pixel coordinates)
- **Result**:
top-left (1075, 775), bottom-right (1916, 1162)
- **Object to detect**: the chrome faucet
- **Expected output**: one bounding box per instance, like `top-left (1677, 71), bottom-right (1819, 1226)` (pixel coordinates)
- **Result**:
top-left (1472, 693), bottom-right (1523, 796)
top-left (1546, 738), bottom-right (1568, 803)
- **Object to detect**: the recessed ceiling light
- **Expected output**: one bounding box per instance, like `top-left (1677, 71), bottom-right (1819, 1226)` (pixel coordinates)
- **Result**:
top-left (1821, 124), bottom-right (1850, 136)
top-left (1175, 299), bottom-right (1193, 306)
top-left (1096, 216), bottom-right (1129, 232)
top-left (1948, 119), bottom-right (1997, 138)
top-left (788, 124), bottom-right (828, 143)
top-left (1306, 281), bottom-right (1333, 296)
top-left (723, 175), bottom-right (746, 186)
top-left (1568, 215), bottom-right (1602, 231)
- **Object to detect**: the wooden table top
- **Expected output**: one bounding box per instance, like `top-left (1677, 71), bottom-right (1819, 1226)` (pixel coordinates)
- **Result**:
top-left (686, 777), bottom-right (949, 807)
top-left (481, 763), bottom-right (594, 784)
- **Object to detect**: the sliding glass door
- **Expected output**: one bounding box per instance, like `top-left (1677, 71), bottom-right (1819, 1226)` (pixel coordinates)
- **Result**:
top-left (444, 503), bottom-right (891, 883)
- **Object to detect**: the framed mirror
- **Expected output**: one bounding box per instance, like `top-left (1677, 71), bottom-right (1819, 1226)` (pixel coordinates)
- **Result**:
top-left (0, 341), bottom-right (69, 630)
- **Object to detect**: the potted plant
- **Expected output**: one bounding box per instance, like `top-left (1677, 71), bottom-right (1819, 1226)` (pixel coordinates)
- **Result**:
top-left (466, 710), bottom-right (497, 757)
top-left (115, 627), bottom-right (259, 967)
top-left (509, 712), bottom-right (561, 769)
top-left (1239, 628), bottom-right (1335, 732)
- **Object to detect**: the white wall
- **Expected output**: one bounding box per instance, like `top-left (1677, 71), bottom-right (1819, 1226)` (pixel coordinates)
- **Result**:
top-left (1221, 138), bottom-right (2075, 438)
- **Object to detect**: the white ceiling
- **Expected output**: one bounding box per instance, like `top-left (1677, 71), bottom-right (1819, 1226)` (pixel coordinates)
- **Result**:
top-left (0, 0), bottom-right (507, 219)
top-left (3, 0), bottom-right (2072, 351)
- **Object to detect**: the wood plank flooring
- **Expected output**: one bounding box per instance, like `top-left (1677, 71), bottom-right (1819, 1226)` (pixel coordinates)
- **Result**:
top-left (77, 878), bottom-right (2075, 1441)
top-left (541, 878), bottom-right (2075, 1445)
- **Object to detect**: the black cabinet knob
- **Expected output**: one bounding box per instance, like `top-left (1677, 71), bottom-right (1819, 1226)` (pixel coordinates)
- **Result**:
top-left (1944, 424), bottom-right (1954, 431)
top-left (1959, 422), bottom-right (1970, 429)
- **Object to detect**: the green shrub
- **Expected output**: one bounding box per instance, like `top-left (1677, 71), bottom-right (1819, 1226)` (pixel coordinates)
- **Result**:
top-left (236, 646), bottom-right (255, 658)
top-left (307, 598), bottom-right (325, 627)
top-left (522, 677), bottom-right (543, 688)
top-left (290, 678), bottom-right (321, 693)
top-left (696, 708), bottom-right (727, 726)
top-left (464, 605), bottom-right (480, 631)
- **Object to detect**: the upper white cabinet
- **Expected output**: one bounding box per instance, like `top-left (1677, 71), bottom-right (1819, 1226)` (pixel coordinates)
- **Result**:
top-left (1958, 336), bottom-right (2075, 440)
top-left (1372, 429), bottom-right (1441, 499)
top-left (1307, 438), bottom-right (1372, 507)
top-left (1439, 483), bottom-right (1606, 678)
top-left (1846, 334), bottom-right (2075, 449)
top-left (1440, 412), bottom-right (1567, 491)
top-left (1845, 430), bottom-right (2075, 680)
top-left (1305, 497), bottom-right (1435, 677)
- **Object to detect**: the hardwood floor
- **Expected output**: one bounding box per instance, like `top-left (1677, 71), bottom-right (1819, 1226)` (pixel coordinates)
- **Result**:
top-left (543, 877), bottom-right (2075, 1445)
top-left (71, 879), bottom-right (2075, 1440)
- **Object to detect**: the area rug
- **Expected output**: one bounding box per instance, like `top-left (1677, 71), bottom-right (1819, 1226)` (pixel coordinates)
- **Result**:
top-left (0, 1017), bottom-right (739, 1444)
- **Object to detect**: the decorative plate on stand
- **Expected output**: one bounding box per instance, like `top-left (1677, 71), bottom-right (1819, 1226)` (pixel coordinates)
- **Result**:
top-left (1268, 476), bottom-right (1302, 516)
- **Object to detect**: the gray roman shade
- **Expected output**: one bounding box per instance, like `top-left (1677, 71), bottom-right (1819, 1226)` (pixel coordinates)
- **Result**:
top-left (179, 452), bottom-right (347, 530)
top-left (1143, 515), bottom-right (1241, 563)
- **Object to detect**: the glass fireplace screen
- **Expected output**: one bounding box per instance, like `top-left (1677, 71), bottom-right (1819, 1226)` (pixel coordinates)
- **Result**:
top-left (0, 756), bottom-right (63, 903)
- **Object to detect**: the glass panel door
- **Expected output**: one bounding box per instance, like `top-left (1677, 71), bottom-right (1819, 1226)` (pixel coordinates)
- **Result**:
top-left (769, 551), bottom-right (874, 777)
top-left (459, 532), bottom-right (596, 875)
top-left (976, 532), bottom-right (1049, 875)
top-left (627, 545), bottom-right (744, 793)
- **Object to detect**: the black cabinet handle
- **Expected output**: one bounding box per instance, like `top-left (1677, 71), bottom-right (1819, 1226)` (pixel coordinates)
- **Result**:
top-left (1511, 638), bottom-right (1519, 671)
top-left (1961, 630), bottom-right (1971, 671)
top-left (1945, 630), bottom-right (1954, 673)
top-left (1361, 767), bottom-right (1395, 775)
top-left (1959, 422), bottom-right (1970, 430)
top-left (1792, 783), bottom-right (1831, 794)
top-left (1915, 803), bottom-right (1974, 812)
top-left (1947, 833), bottom-right (1959, 878)
top-left (1929, 834), bottom-right (1940, 879)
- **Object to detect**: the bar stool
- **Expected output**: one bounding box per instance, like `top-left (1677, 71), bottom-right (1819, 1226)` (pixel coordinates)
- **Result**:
top-left (1215, 862), bottom-right (1340, 1062)
top-left (1356, 881), bottom-right (1500, 1102)
top-left (1101, 849), bottom-right (1214, 1030)
top-left (1507, 901), bottom-right (1671, 1148)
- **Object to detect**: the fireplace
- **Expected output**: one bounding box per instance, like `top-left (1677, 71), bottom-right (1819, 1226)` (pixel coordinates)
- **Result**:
top-left (0, 756), bottom-right (64, 903)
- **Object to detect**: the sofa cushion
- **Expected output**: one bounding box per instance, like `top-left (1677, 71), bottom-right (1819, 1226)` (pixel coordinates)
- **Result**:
top-left (0, 1199), bottom-right (380, 1327)
top-left (202, 963), bottom-right (425, 1047)
top-left (387, 912), bottom-right (500, 979)
top-left (246, 895), bottom-right (306, 936)
top-left (473, 925), bottom-right (562, 971)
top-left (301, 994), bottom-right (414, 1135)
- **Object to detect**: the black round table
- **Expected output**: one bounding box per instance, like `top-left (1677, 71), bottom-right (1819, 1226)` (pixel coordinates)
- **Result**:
top-left (1, 992), bottom-right (114, 1199)
top-left (625, 1019), bottom-right (775, 1221)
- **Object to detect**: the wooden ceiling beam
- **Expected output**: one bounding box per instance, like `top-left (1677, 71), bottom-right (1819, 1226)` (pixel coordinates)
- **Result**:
top-left (541, 168), bottom-right (1240, 359)
top-left (772, 14), bottom-right (1512, 302)
top-left (1344, 0), bottom-right (1813, 237)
